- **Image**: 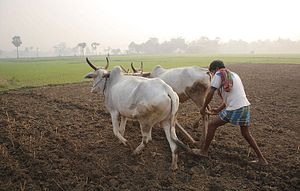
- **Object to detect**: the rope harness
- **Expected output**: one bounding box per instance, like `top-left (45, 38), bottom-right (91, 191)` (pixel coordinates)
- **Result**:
top-left (93, 76), bottom-right (109, 95)
top-left (102, 77), bottom-right (108, 95)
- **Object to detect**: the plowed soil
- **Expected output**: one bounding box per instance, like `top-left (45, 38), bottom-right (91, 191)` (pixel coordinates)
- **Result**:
top-left (0, 64), bottom-right (299, 191)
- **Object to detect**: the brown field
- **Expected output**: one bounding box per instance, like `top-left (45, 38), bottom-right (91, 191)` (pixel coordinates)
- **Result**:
top-left (0, 64), bottom-right (299, 190)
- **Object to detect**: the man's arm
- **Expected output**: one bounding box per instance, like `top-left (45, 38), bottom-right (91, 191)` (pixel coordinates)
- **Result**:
top-left (213, 102), bottom-right (226, 113)
top-left (200, 87), bottom-right (216, 115)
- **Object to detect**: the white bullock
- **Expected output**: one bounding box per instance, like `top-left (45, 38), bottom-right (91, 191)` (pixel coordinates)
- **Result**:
top-left (131, 63), bottom-right (211, 144)
top-left (84, 58), bottom-right (188, 170)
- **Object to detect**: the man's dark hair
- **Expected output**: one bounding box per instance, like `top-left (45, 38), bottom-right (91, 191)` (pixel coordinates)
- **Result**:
top-left (209, 60), bottom-right (225, 72)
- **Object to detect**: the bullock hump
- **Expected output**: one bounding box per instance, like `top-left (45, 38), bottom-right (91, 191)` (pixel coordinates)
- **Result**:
top-left (110, 66), bottom-right (122, 77)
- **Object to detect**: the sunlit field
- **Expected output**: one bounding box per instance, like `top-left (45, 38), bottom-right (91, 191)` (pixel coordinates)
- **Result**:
top-left (0, 54), bottom-right (300, 91)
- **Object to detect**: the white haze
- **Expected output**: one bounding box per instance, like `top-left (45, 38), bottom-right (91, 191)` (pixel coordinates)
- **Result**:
top-left (0, 0), bottom-right (299, 52)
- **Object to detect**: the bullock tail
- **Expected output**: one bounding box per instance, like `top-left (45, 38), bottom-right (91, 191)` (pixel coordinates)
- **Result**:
top-left (167, 90), bottom-right (191, 151)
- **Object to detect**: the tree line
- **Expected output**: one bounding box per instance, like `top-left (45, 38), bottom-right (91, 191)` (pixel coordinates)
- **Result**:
top-left (128, 37), bottom-right (300, 54)
top-left (6, 36), bottom-right (300, 58)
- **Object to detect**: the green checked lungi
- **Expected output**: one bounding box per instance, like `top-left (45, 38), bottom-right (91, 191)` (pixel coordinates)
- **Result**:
top-left (219, 105), bottom-right (250, 127)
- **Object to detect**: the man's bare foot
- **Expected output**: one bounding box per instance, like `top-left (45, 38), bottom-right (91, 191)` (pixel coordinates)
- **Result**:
top-left (250, 159), bottom-right (268, 165)
top-left (191, 149), bottom-right (208, 157)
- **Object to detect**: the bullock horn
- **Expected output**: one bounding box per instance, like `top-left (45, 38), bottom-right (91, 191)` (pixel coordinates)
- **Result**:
top-left (86, 57), bottom-right (98, 71)
top-left (105, 57), bottom-right (109, 69)
top-left (131, 62), bottom-right (137, 73)
top-left (140, 62), bottom-right (143, 73)
top-left (120, 65), bottom-right (129, 73)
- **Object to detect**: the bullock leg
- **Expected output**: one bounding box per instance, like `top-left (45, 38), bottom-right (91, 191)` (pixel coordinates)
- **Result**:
top-left (119, 116), bottom-right (127, 136)
top-left (148, 127), bottom-right (153, 141)
top-left (111, 112), bottom-right (128, 145)
top-left (161, 121), bottom-right (179, 171)
top-left (185, 87), bottom-right (209, 144)
top-left (133, 124), bottom-right (152, 155)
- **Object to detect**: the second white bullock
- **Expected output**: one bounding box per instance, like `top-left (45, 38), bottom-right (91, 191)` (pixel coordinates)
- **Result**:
top-left (131, 63), bottom-right (211, 144)
top-left (84, 58), bottom-right (188, 170)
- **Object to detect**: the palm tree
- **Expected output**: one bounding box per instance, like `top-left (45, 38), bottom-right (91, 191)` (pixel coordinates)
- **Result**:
top-left (77, 42), bottom-right (87, 56)
top-left (53, 42), bottom-right (67, 57)
top-left (12, 36), bottom-right (22, 58)
top-left (36, 48), bottom-right (39, 58)
top-left (72, 46), bottom-right (79, 56)
top-left (91, 42), bottom-right (100, 55)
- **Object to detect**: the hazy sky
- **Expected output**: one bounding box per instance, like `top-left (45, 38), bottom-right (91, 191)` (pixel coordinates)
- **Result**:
top-left (1, 0), bottom-right (299, 51)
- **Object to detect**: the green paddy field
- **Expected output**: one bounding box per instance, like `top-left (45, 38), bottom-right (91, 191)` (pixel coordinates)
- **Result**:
top-left (0, 54), bottom-right (299, 91)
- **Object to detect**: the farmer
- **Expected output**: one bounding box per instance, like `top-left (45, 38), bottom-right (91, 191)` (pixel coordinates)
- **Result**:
top-left (193, 60), bottom-right (268, 165)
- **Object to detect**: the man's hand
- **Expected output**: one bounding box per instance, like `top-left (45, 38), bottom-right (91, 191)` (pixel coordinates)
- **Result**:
top-left (209, 108), bottom-right (220, 115)
top-left (200, 106), bottom-right (206, 115)
top-left (200, 107), bottom-right (218, 115)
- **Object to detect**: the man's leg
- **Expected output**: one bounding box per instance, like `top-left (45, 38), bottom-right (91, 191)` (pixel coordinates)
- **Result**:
top-left (193, 116), bottom-right (227, 156)
top-left (240, 126), bottom-right (268, 165)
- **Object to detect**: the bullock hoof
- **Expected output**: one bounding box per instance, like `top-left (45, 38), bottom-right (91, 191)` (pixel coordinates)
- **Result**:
top-left (170, 164), bottom-right (178, 171)
top-left (133, 143), bottom-right (145, 155)
top-left (126, 142), bottom-right (134, 150)
top-left (192, 120), bottom-right (200, 129)
top-left (250, 159), bottom-right (268, 166)
top-left (191, 149), bottom-right (208, 158)
top-left (133, 149), bottom-right (141, 155)
top-left (119, 140), bottom-right (126, 145)
top-left (120, 139), bottom-right (128, 146)
top-left (193, 140), bottom-right (202, 146)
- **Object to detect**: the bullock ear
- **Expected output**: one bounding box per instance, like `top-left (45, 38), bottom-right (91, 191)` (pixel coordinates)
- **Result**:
top-left (142, 72), bottom-right (151, 77)
top-left (84, 72), bottom-right (95, 79)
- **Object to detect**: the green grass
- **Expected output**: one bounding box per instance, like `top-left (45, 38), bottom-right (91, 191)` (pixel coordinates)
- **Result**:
top-left (0, 54), bottom-right (300, 91)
